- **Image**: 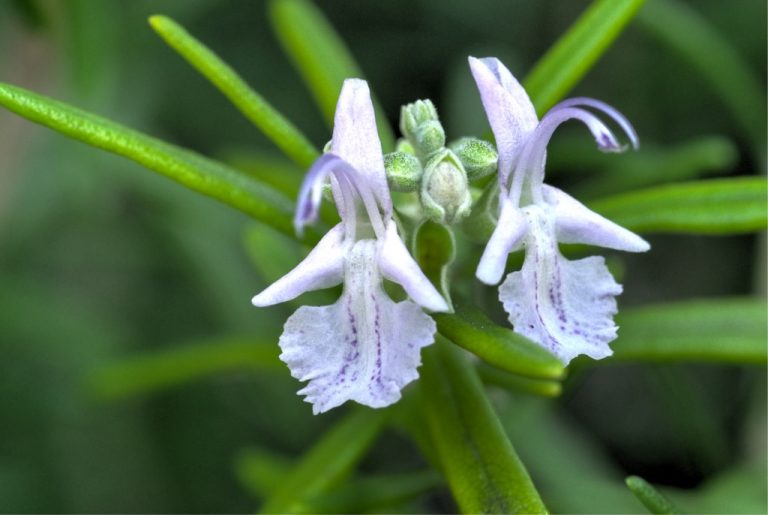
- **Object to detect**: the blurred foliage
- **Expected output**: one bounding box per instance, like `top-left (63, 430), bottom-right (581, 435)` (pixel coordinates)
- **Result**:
top-left (0, 0), bottom-right (765, 513)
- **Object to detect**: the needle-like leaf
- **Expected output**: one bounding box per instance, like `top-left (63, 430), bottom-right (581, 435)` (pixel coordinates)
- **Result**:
top-left (268, 0), bottom-right (395, 151)
top-left (610, 298), bottom-right (767, 364)
top-left (0, 82), bottom-right (323, 241)
top-left (589, 177), bottom-right (767, 234)
top-left (525, 0), bottom-right (646, 114)
top-left (259, 408), bottom-right (388, 514)
top-left (149, 15), bottom-right (319, 168)
top-left (420, 337), bottom-right (547, 514)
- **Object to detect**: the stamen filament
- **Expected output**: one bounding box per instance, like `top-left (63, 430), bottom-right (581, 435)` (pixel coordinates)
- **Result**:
top-left (294, 153), bottom-right (387, 239)
top-left (555, 97), bottom-right (639, 150)
top-left (507, 107), bottom-right (622, 205)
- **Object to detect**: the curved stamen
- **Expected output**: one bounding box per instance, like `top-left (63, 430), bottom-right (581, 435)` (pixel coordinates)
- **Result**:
top-left (553, 97), bottom-right (639, 150)
top-left (294, 153), bottom-right (387, 239)
top-left (507, 107), bottom-right (624, 205)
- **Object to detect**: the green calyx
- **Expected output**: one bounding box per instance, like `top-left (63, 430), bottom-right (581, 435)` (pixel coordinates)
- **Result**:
top-left (449, 137), bottom-right (498, 180)
top-left (384, 151), bottom-right (423, 192)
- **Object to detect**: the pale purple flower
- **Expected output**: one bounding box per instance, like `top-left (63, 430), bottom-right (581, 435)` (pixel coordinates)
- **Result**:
top-left (252, 79), bottom-right (449, 414)
top-left (469, 57), bottom-right (650, 364)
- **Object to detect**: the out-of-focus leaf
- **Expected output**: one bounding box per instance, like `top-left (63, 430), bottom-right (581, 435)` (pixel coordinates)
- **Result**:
top-left (268, 0), bottom-right (395, 151)
top-left (300, 471), bottom-right (442, 514)
top-left (413, 220), bottom-right (456, 310)
top-left (638, 0), bottom-right (766, 165)
top-left (478, 364), bottom-right (562, 398)
top-left (626, 476), bottom-right (681, 514)
top-left (435, 304), bottom-right (565, 380)
top-left (590, 177), bottom-right (767, 234)
top-left (499, 400), bottom-right (641, 514)
top-left (420, 337), bottom-right (546, 514)
top-left (610, 298), bottom-right (767, 364)
top-left (0, 82), bottom-right (324, 242)
top-left (149, 15), bottom-right (319, 168)
top-left (524, 0), bottom-right (646, 114)
top-left (88, 338), bottom-right (283, 400)
top-left (259, 409), bottom-right (388, 514)
top-left (226, 152), bottom-right (304, 198)
top-left (235, 448), bottom-right (292, 499)
top-left (549, 136), bottom-right (739, 197)
top-left (226, 152), bottom-right (338, 225)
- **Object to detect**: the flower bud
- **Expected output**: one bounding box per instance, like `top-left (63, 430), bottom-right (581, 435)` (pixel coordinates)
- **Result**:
top-left (400, 99), bottom-right (446, 159)
top-left (384, 151), bottom-right (422, 192)
top-left (420, 149), bottom-right (472, 224)
top-left (449, 137), bottom-right (498, 180)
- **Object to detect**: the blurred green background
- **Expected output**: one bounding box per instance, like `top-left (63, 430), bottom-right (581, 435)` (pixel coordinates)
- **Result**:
top-left (0, 0), bottom-right (765, 512)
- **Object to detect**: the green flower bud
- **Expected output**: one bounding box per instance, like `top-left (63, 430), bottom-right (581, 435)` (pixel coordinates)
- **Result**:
top-left (395, 138), bottom-right (416, 155)
top-left (384, 151), bottom-right (423, 192)
top-left (449, 137), bottom-right (498, 180)
top-left (400, 99), bottom-right (446, 159)
top-left (420, 149), bottom-right (472, 225)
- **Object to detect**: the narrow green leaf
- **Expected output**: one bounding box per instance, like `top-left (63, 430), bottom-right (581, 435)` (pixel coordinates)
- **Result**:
top-left (300, 471), bottom-right (442, 514)
top-left (268, 0), bottom-right (395, 151)
top-left (478, 364), bottom-right (562, 398)
top-left (611, 298), bottom-right (767, 364)
top-left (260, 408), bottom-right (388, 514)
top-left (413, 220), bottom-right (456, 310)
top-left (88, 338), bottom-right (283, 400)
top-left (637, 0), bottom-right (766, 165)
top-left (589, 177), bottom-right (768, 234)
top-left (435, 304), bottom-right (565, 380)
top-left (0, 82), bottom-right (321, 241)
top-left (420, 337), bottom-right (547, 514)
top-left (626, 476), bottom-right (682, 514)
top-left (149, 15), bottom-right (319, 168)
top-left (524, 0), bottom-right (646, 114)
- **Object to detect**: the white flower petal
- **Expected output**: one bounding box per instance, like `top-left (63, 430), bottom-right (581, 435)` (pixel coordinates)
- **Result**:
top-left (499, 207), bottom-right (622, 364)
top-left (331, 79), bottom-right (392, 217)
top-left (476, 197), bottom-right (528, 285)
top-left (468, 57), bottom-right (538, 184)
top-left (251, 224), bottom-right (346, 307)
top-left (544, 185), bottom-right (650, 253)
top-left (377, 220), bottom-right (450, 313)
top-left (278, 240), bottom-right (436, 414)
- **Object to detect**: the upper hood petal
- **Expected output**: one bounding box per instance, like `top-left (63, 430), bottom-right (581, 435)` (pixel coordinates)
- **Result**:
top-left (331, 79), bottom-right (392, 218)
top-left (468, 56), bottom-right (539, 186)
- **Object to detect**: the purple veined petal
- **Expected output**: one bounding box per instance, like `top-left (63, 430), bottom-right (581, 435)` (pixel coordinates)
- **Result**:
top-left (554, 97), bottom-right (639, 150)
top-left (509, 106), bottom-right (625, 205)
top-left (468, 57), bottom-right (538, 189)
top-left (278, 239), bottom-right (437, 414)
top-left (476, 197), bottom-right (528, 285)
top-left (331, 79), bottom-right (392, 218)
top-left (499, 206), bottom-right (622, 364)
top-left (377, 220), bottom-right (450, 313)
top-left (251, 223), bottom-right (346, 307)
top-left (543, 185), bottom-right (650, 253)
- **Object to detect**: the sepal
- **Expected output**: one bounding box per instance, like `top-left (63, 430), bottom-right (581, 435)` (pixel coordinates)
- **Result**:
top-left (475, 198), bottom-right (527, 285)
top-left (378, 220), bottom-right (450, 313)
top-left (543, 185), bottom-right (650, 252)
top-left (251, 224), bottom-right (346, 306)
